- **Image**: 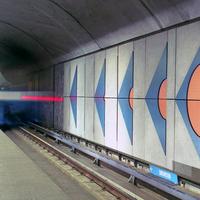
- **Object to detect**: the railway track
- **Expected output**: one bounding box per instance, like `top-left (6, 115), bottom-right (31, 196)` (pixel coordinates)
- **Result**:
top-left (17, 125), bottom-right (200, 200)
top-left (18, 126), bottom-right (141, 200)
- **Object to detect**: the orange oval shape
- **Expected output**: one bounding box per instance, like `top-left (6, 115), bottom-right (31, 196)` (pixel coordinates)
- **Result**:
top-left (129, 88), bottom-right (134, 110)
top-left (187, 65), bottom-right (200, 137)
top-left (158, 79), bottom-right (167, 119)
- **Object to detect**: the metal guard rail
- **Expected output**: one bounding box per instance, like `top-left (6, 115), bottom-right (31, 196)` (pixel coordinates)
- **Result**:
top-left (25, 122), bottom-right (199, 200)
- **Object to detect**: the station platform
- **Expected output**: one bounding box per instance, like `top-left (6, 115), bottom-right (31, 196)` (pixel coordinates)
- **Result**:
top-left (0, 129), bottom-right (93, 200)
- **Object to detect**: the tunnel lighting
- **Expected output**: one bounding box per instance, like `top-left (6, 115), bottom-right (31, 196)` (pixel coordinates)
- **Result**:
top-left (21, 96), bottom-right (64, 102)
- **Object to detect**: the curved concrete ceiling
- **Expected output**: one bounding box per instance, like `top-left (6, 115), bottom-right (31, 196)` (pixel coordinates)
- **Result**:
top-left (0, 0), bottom-right (199, 85)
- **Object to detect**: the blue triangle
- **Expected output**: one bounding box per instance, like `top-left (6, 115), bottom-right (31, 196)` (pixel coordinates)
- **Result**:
top-left (145, 44), bottom-right (167, 154)
top-left (70, 66), bottom-right (77, 127)
top-left (95, 98), bottom-right (105, 135)
top-left (95, 59), bottom-right (106, 97)
top-left (119, 53), bottom-right (133, 142)
top-left (70, 66), bottom-right (77, 97)
top-left (176, 47), bottom-right (200, 157)
top-left (95, 59), bottom-right (106, 135)
top-left (146, 45), bottom-right (168, 99)
top-left (119, 54), bottom-right (133, 98)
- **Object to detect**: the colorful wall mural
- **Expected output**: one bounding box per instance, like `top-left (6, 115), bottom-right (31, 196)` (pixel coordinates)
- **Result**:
top-left (62, 22), bottom-right (200, 171)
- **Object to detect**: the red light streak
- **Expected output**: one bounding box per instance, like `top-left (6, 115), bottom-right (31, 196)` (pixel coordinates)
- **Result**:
top-left (21, 96), bottom-right (64, 102)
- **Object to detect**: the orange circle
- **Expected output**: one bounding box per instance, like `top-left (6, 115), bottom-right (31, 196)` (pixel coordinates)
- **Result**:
top-left (129, 88), bottom-right (134, 110)
top-left (187, 65), bottom-right (200, 137)
top-left (158, 79), bottom-right (167, 119)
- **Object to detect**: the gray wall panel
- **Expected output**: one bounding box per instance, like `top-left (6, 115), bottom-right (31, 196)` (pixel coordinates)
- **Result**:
top-left (51, 20), bottom-right (200, 172)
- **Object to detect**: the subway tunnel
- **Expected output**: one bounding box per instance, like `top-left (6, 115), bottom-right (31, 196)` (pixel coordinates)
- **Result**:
top-left (0, 0), bottom-right (200, 200)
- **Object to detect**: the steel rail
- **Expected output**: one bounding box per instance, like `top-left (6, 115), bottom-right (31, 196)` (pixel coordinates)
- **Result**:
top-left (22, 123), bottom-right (199, 200)
top-left (29, 122), bottom-right (149, 167)
top-left (19, 126), bottom-right (138, 200)
top-left (28, 122), bottom-right (200, 189)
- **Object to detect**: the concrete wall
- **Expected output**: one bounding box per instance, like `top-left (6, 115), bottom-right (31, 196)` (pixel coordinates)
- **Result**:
top-left (57, 21), bottom-right (200, 178)
top-left (32, 67), bottom-right (54, 128)
top-left (54, 63), bottom-right (64, 130)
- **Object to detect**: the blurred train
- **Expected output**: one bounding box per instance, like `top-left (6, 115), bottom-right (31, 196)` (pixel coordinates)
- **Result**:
top-left (0, 101), bottom-right (33, 126)
top-left (0, 91), bottom-right (63, 128)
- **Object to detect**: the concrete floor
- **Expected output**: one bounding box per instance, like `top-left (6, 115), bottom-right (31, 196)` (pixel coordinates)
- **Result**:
top-left (0, 129), bottom-right (95, 200)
